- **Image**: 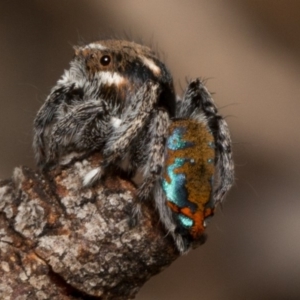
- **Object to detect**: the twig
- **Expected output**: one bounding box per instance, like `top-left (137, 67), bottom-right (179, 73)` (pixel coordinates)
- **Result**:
top-left (0, 153), bottom-right (180, 299)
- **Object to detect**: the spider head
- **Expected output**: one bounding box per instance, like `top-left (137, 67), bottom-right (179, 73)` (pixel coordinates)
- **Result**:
top-left (72, 40), bottom-right (176, 116)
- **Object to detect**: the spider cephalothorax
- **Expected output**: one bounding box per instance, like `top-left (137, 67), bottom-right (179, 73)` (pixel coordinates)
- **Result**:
top-left (33, 40), bottom-right (175, 174)
top-left (33, 39), bottom-right (234, 253)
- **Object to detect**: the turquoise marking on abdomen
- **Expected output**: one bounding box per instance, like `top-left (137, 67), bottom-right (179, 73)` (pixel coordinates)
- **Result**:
top-left (167, 127), bottom-right (194, 150)
top-left (162, 158), bottom-right (188, 207)
top-left (178, 214), bottom-right (194, 228)
top-left (162, 157), bottom-right (197, 212)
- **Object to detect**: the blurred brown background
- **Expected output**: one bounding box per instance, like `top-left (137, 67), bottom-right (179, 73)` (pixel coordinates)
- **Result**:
top-left (1, 1), bottom-right (300, 299)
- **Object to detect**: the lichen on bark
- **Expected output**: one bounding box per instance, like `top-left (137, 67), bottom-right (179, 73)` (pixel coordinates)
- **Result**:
top-left (0, 153), bottom-right (180, 299)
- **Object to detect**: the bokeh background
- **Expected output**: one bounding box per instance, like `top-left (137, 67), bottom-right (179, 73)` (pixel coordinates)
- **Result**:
top-left (1, 1), bottom-right (300, 299)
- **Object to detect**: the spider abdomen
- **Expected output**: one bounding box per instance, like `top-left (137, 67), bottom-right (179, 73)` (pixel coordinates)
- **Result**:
top-left (161, 119), bottom-right (215, 241)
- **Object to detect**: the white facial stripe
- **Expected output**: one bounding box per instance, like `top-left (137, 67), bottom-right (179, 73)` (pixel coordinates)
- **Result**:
top-left (85, 43), bottom-right (107, 50)
top-left (97, 71), bottom-right (125, 86)
top-left (140, 56), bottom-right (161, 76)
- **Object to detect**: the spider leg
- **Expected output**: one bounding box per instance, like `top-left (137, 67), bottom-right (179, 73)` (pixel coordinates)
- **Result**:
top-left (209, 115), bottom-right (234, 204)
top-left (127, 108), bottom-right (169, 227)
top-left (81, 81), bottom-right (161, 187)
top-left (137, 109), bottom-right (170, 200)
top-left (176, 79), bottom-right (205, 118)
top-left (33, 82), bottom-right (83, 166)
top-left (179, 79), bottom-right (234, 204)
top-left (46, 99), bottom-right (111, 167)
top-left (102, 80), bottom-right (160, 165)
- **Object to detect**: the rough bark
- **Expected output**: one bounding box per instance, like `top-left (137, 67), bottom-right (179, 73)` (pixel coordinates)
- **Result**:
top-left (0, 153), bottom-right (181, 299)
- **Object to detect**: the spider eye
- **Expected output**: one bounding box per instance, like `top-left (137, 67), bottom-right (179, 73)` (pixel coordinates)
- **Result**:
top-left (100, 55), bottom-right (111, 66)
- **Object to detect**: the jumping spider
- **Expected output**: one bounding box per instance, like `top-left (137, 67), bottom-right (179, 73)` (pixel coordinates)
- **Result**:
top-left (33, 39), bottom-right (234, 253)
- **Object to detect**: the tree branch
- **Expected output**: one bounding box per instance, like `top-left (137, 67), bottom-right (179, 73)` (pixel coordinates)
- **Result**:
top-left (0, 153), bottom-right (185, 299)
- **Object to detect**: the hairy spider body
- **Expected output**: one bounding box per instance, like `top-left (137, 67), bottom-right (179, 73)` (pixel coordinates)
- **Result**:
top-left (33, 40), bottom-right (175, 198)
top-left (33, 40), bottom-right (234, 254)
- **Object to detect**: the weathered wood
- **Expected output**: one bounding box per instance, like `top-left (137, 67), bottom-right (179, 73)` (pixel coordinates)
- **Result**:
top-left (0, 154), bottom-right (180, 299)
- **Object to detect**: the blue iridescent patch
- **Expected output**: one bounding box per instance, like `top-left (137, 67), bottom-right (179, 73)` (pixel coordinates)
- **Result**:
top-left (162, 158), bottom-right (188, 207)
top-left (167, 127), bottom-right (194, 151)
top-left (162, 157), bottom-right (197, 211)
top-left (178, 214), bottom-right (193, 228)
